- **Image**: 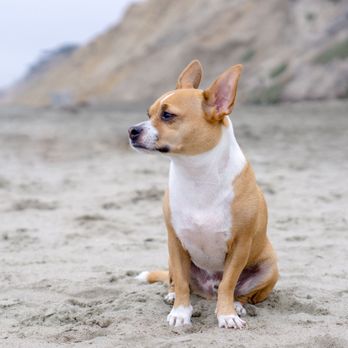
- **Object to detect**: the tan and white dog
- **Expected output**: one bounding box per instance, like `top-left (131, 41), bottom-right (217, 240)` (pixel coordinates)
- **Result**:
top-left (128, 60), bottom-right (279, 329)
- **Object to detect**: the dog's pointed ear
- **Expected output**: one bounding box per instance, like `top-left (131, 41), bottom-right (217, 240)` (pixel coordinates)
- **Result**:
top-left (176, 60), bottom-right (203, 89)
top-left (203, 64), bottom-right (243, 122)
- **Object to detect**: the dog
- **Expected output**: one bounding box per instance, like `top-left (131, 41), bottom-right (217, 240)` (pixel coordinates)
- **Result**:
top-left (128, 60), bottom-right (279, 329)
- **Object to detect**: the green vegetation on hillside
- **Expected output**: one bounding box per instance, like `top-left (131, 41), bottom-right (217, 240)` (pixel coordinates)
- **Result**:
top-left (241, 49), bottom-right (255, 63)
top-left (250, 83), bottom-right (284, 104)
top-left (313, 38), bottom-right (348, 64)
top-left (269, 63), bottom-right (288, 79)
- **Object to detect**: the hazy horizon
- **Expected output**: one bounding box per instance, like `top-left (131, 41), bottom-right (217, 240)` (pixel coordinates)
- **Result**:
top-left (0, 0), bottom-right (138, 89)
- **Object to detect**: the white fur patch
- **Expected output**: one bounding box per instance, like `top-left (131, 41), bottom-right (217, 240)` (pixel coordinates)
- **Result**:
top-left (159, 92), bottom-right (175, 104)
top-left (167, 305), bottom-right (193, 327)
top-left (218, 314), bottom-right (246, 329)
top-left (168, 118), bottom-right (246, 272)
top-left (135, 271), bottom-right (149, 283)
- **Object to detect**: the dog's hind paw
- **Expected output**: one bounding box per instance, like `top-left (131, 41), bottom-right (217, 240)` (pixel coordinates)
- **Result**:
top-left (234, 301), bottom-right (247, 317)
top-left (164, 292), bottom-right (176, 305)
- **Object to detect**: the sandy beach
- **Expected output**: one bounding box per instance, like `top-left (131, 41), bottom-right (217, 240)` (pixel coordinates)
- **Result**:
top-left (0, 101), bottom-right (347, 347)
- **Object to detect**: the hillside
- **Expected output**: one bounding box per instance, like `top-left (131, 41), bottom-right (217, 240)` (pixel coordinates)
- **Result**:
top-left (3, 0), bottom-right (348, 107)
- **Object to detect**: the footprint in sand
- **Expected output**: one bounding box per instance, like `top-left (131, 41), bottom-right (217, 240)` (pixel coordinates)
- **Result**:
top-left (131, 187), bottom-right (164, 204)
top-left (11, 199), bottom-right (58, 211)
top-left (261, 289), bottom-right (329, 316)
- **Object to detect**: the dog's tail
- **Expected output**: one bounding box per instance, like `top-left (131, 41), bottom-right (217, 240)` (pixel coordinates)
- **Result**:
top-left (135, 270), bottom-right (169, 284)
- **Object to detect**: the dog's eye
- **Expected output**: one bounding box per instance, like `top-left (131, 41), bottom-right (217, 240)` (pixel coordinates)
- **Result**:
top-left (161, 111), bottom-right (176, 122)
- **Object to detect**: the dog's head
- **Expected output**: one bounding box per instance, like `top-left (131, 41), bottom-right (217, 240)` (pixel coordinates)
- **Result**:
top-left (128, 60), bottom-right (242, 156)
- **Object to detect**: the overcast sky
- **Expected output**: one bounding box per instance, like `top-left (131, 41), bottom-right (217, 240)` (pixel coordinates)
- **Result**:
top-left (0, 0), bottom-right (138, 89)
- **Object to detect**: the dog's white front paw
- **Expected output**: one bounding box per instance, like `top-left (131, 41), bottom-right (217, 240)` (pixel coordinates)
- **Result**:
top-left (164, 292), bottom-right (176, 305)
top-left (234, 301), bottom-right (246, 317)
top-left (167, 305), bottom-right (192, 327)
top-left (218, 314), bottom-right (246, 329)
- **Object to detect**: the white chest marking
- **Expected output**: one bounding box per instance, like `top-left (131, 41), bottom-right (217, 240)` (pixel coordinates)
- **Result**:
top-left (168, 118), bottom-right (246, 272)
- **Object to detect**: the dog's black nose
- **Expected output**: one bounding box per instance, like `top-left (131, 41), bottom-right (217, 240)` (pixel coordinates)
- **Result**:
top-left (128, 126), bottom-right (143, 141)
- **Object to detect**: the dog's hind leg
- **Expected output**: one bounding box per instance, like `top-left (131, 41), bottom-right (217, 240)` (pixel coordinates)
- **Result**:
top-left (164, 262), bottom-right (176, 305)
top-left (234, 258), bottom-right (279, 305)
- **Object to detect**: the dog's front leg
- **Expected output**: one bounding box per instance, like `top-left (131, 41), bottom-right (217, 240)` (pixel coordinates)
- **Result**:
top-left (216, 236), bottom-right (252, 329)
top-left (165, 222), bottom-right (192, 326)
top-left (163, 190), bottom-right (192, 326)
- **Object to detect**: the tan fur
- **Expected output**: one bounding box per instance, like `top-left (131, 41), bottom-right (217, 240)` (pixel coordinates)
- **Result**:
top-left (131, 60), bottom-right (278, 326)
top-left (203, 64), bottom-right (243, 122)
top-left (216, 163), bottom-right (279, 316)
top-left (163, 190), bottom-right (191, 307)
top-left (176, 59), bottom-right (203, 89)
top-left (147, 270), bottom-right (169, 284)
top-left (148, 89), bottom-right (222, 155)
top-left (162, 162), bottom-right (279, 314)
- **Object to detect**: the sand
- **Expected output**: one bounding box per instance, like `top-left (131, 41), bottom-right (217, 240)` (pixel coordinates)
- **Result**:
top-left (0, 101), bottom-right (347, 347)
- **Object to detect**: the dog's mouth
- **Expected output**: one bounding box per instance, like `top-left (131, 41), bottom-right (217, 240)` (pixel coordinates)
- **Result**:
top-left (130, 142), bottom-right (155, 153)
top-left (157, 145), bottom-right (170, 153)
top-left (131, 143), bottom-right (150, 150)
top-left (130, 142), bottom-right (170, 154)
